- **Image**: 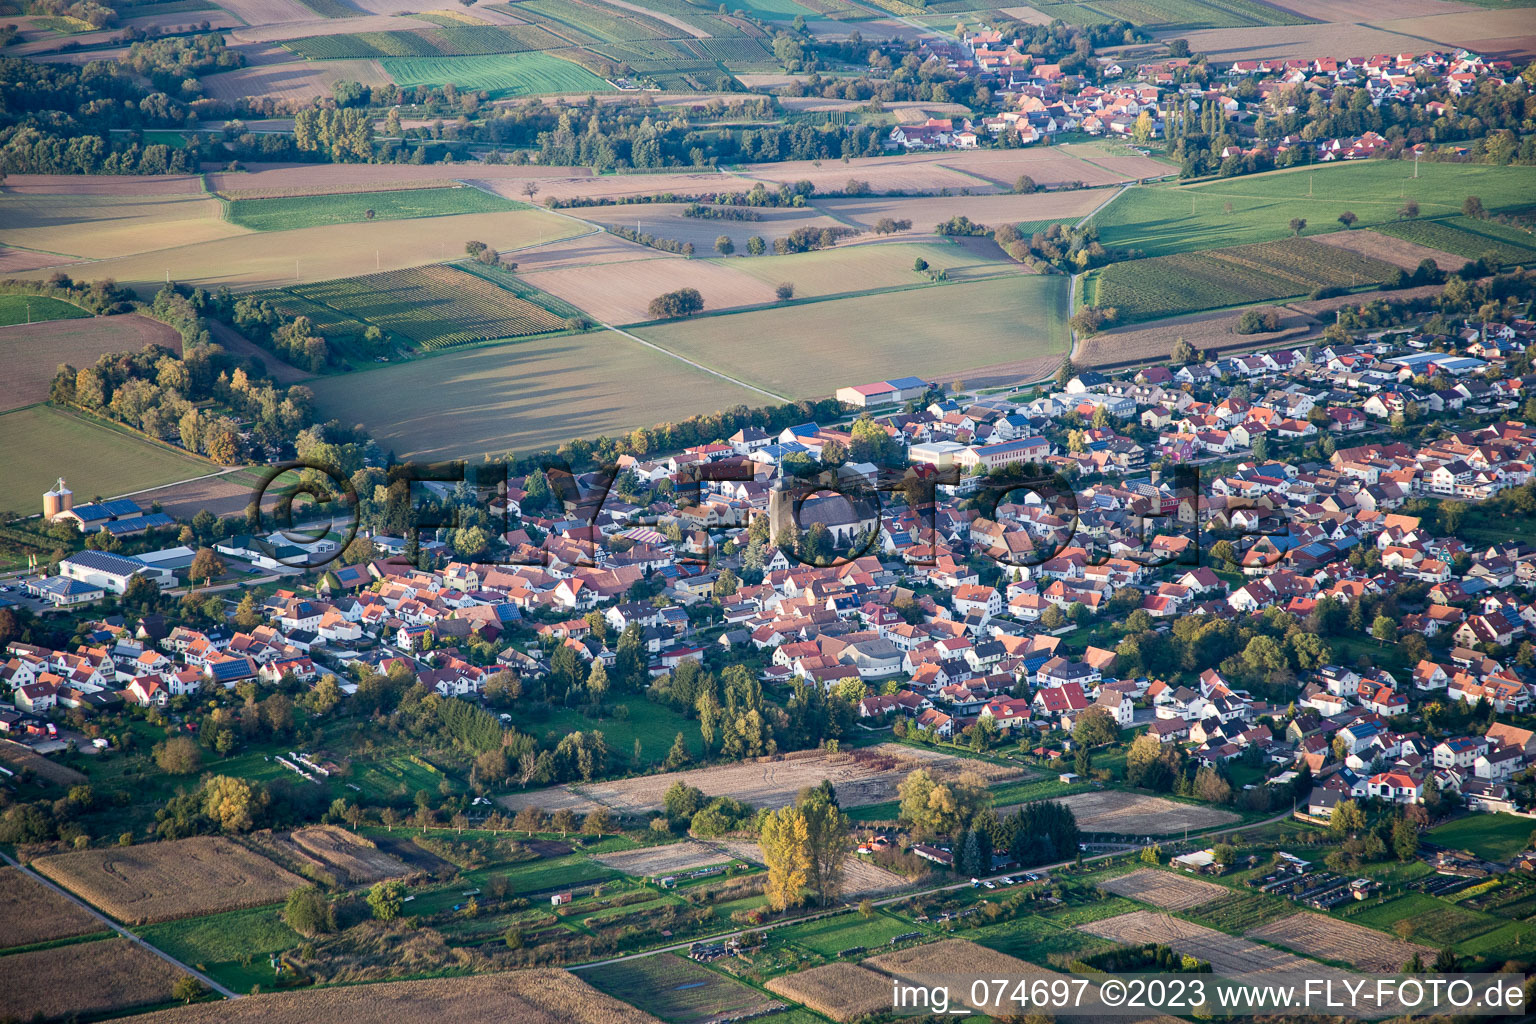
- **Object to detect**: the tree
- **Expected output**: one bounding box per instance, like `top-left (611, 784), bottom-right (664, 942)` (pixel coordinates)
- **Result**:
top-left (513, 805), bottom-right (545, 835)
top-left (172, 976), bottom-right (203, 1005)
top-left (1132, 110), bottom-right (1154, 144)
top-left (760, 804), bottom-right (811, 910)
top-left (342, 536), bottom-right (378, 565)
top-left (284, 886), bottom-right (336, 936)
top-left (664, 731), bottom-right (691, 769)
top-left (1398, 199), bottom-right (1420, 220)
top-left (715, 235), bottom-right (734, 255)
top-left (1013, 174), bottom-right (1037, 194)
top-left (1288, 217), bottom-right (1307, 237)
top-left (913, 256), bottom-right (929, 272)
top-left (1193, 766), bottom-right (1231, 805)
top-left (582, 808), bottom-right (614, 837)
top-left (1337, 210), bottom-right (1357, 229)
top-left (647, 288), bottom-right (704, 319)
top-left (799, 788), bottom-right (852, 906)
top-left (551, 808), bottom-right (578, 836)
top-left (775, 281), bottom-right (794, 300)
top-left (1072, 707), bottom-right (1118, 747)
top-left (1371, 615), bottom-right (1397, 645)
top-left (155, 735), bottom-right (202, 775)
top-left (189, 546), bottom-right (224, 583)
top-left (367, 880), bottom-right (405, 921)
top-left (203, 775), bottom-right (256, 832)
top-left (747, 235), bottom-right (766, 255)
top-left (1329, 799), bottom-right (1365, 836)
top-left (1439, 500), bottom-right (1467, 535)
top-left (1462, 196), bottom-right (1486, 220)
top-left (1171, 337), bottom-right (1199, 364)
top-left (1392, 817), bottom-right (1418, 862)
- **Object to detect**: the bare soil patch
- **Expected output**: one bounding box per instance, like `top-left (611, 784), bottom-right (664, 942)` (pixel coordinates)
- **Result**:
top-left (33, 835), bottom-right (304, 925)
top-left (127, 472), bottom-right (254, 519)
top-left (1000, 790), bottom-right (1238, 835)
top-left (865, 938), bottom-right (1052, 1013)
top-left (1246, 913), bottom-right (1435, 973)
top-left (208, 319), bottom-right (310, 384)
top-left (594, 840), bottom-right (736, 877)
top-left (0, 314), bottom-right (183, 413)
top-left (0, 246), bottom-right (71, 272)
top-left (1373, 9), bottom-right (1536, 57)
top-left (521, 252), bottom-right (775, 323)
top-left (504, 744), bottom-right (1023, 818)
top-left (814, 190), bottom-right (1102, 232)
top-left (0, 174), bottom-right (204, 196)
top-left (1312, 229), bottom-right (1463, 271)
top-left (1082, 910), bottom-right (1323, 975)
top-left (1160, 23), bottom-right (1432, 62)
top-left (1074, 306), bottom-right (1316, 371)
top-left (214, 0), bottom-right (321, 24)
top-left (1284, 281), bottom-right (1446, 317)
top-left (1099, 868), bottom-right (1229, 910)
top-left (766, 962), bottom-right (893, 1022)
top-left (0, 865), bottom-right (103, 948)
top-left (268, 824), bottom-right (415, 885)
top-left (1260, 0), bottom-right (1475, 18)
top-left (0, 739), bottom-right (88, 785)
top-left (125, 968), bottom-right (663, 1024)
top-left (201, 59), bottom-right (392, 103)
top-left (582, 201), bottom-right (845, 252)
top-left (0, 937), bottom-right (184, 1020)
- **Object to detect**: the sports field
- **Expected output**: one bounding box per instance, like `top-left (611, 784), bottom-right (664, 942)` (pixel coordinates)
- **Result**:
top-left (224, 186), bottom-right (525, 230)
top-left (12, 208), bottom-right (584, 295)
top-left (1089, 162), bottom-right (1536, 257)
top-left (0, 294), bottom-right (89, 326)
top-left (305, 329), bottom-right (767, 460)
top-left (631, 275), bottom-right (1069, 399)
top-left (382, 52), bottom-right (616, 95)
top-left (0, 405), bottom-right (210, 503)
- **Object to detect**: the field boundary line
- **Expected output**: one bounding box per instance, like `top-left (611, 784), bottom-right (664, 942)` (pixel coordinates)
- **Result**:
top-left (602, 323), bottom-right (789, 402)
top-left (0, 849), bottom-right (240, 1000)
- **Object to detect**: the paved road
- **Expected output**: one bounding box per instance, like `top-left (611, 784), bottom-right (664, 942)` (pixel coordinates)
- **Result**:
top-left (0, 849), bottom-right (241, 999)
top-left (570, 806), bottom-right (1293, 971)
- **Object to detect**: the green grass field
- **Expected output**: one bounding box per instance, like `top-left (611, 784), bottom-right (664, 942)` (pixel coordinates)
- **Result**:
top-left (138, 904), bottom-right (302, 993)
top-left (634, 274), bottom-right (1069, 399)
top-left (381, 52), bottom-right (616, 96)
top-left (0, 405), bottom-right (211, 504)
top-left (1427, 813), bottom-right (1536, 862)
top-left (582, 953), bottom-right (775, 1024)
top-left (0, 294), bottom-right (90, 327)
top-left (1373, 216), bottom-right (1536, 265)
top-left (1090, 162), bottom-right (1536, 258)
top-left (777, 910), bottom-right (918, 955)
top-left (225, 187), bottom-right (524, 231)
top-left (520, 697), bottom-right (702, 767)
top-left (1351, 894), bottom-right (1500, 946)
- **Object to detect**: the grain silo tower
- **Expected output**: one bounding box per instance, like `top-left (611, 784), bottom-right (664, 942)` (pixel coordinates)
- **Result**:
top-left (43, 477), bottom-right (73, 520)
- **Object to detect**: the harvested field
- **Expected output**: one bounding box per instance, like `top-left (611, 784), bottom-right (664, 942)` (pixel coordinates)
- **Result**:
top-left (284, 824), bottom-right (414, 884)
top-left (306, 327), bottom-right (767, 460)
top-left (1074, 304), bottom-right (1316, 370)
top-left (0, 192), bottom-right (246, 260)
top-left (1283, 281), bottom-right (1447, 317)
top-left (0, 245), bottom-right (69, 272)
top-left (215, 0), bottom-right (321, 23)
top-left (0, 173), bottom-right (204, 196)
top-left (0, 314), bottom-right (182, 413)
top-left (594, 839), bottom-right (736, 877)
top-left (1312, 228), bottom-right (1465, 271)
top-left (201, 58), bottom-right (392, 102)
top-left (581, 201), bottom-right (845, 252)
top-left (127, 471), bottom-right (255, 519)
top-left (717, 240), bottom-right (1024, 299)
top-left (1246, 913), bottom-right (1434, 973)
top-left (766, 962), bottom-right (893, 1022)
top-left (0, 738), bottom-right (88, 785)
top-left (1259, 0), bottom-right (1476, 18)
top-left (813, 190), bottom-right (1104, 232)
top-left (521, 250), bottom-right (775, 323)
top-left (33, 835), bottom-right (304, 925)
top-left (0, 865), bottom-right (104, 948)
top-left (718, 839), bottom-right (909, 896)
top-left (507, 231), bottom-right (661, 272)
top-left (582, 954), bottom-right (779, 1024)
top-left (1154, 23), bottom-right (1434, 61)
top-left (1002, 790), bottom-right (1239, 835)
top-left (13, 207), bottom-right (582, 295)
top-left (1373, 9), bottom-right (1536, 58)
top-left (0, 937), bottom-right (185, 1020)
top-left (504, 744), bottom-right (1023, 817)
top-left (1099, 868), bottom-right (1228, 910)
top-left (125, 968), bottom-right (664, 1024)
top-left (743, 149), bottom-right (1142, 193)
top-left (865, 938), bottom-right (1052, 1013)
top-left (1082, 911), bottom-right (1327, 976)
top-left (631, 275), bottom-right (1068, 399)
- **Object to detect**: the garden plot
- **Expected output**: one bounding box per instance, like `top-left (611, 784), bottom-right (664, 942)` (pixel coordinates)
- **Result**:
top-left (1246, 913), bottom-right (1434, 973)
top-left (33, 836), bottom-right (304, 925)
top-left (594, 840), bottom-right (737, 877)
top-left (504, 744), bottom-right (1022, 817)
top-left (0, 866), bottom-right (104, 949)
top-left (581, 954), bottom-right (780, 1024)
top-left (1099, 868), bottom-right (1228, 910)
top-left (864, 938), bottom-right (1054, 1014)
top-left (766, 962), bottom-right (894, 1022)
top-left (717, 839), bottom-right (908, 897)
top-left (1001, 790), bottom-right (1239, 835)
top-left (251, 824), bottom-right (415, 886)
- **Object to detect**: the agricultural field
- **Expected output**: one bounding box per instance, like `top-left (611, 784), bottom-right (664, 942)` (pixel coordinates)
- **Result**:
top-left (717, 240), bottom-right (1026, 299)
top-left (581, 953), bottom-right (780, 1024)
top-left (0, 293), bottom-right (89, 326)
top-left (766, 962), bottom-right (894, 1022)
top-left (127, 969), bottom-right (664, 1024)
top-left (503, 744), bottom-right (1022, 817)
top-left (12, 206), bottom-right (584, 295)
top-left (1073, 301), bottom-right (1317, 369)
top-left (0, 405), bottom-right (212, 504)
top-left (1312, 227), bottom-right (1466, 270)
top-left (0, 937), bottom-right (186, 1020)
top-left (32, 835), bottom-right (304, 925)
top-left (631, 275), bottom-right (1069, 399)
top-left (580, 201), bottom-right (845, 253)
top-left (0, 866), bottom-right (106, 949)
top-left (259, 265), bottom-right (569, 350)
top-left (1081, 910), bottom-right (1334, 976)
top-left (1346, 893), bottom-right (1501, 947)
top-left (865, 937), bottom-right (1055, 1014)
top-left (252, 824), bottom-right (417, 886)
top-left (1090, 162), bottom-right (1536, 258)
top-left (1000, 790), bottom-right (1240, 834)
top-left (1098, 868), bottom-right (1228, 910)
top-left (382, 52), bottom-right (617, 95)
top-left (594, 839), bottom-right (737, 877)
top-left (138, 903), bottom-right (304, 994)
top-left (0, 189), bottom-right (246, 260)
top-left (1246, 914), bottom-right (1434, 973)
top-left (1372, 215), bottom-right (1536, 265)
top-left (0, 313), bottom-right (182, 413)
top-left (200, 59), bottom-right (394, 103)
top-left (1426, 812), bottom-right (1536, 861)
top-left (305, 326), bottom-right (767, 459)
top-left (223, 186), bottom-right (525, 230)
top-left (282, 23), bottom-right (564, 58)
top-left (778, 909), bottom-right (922, 955)
top-left (1089, 237), bottom-right (1400, 321)
top-left (812, 189), bottom-right (1107, 233)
